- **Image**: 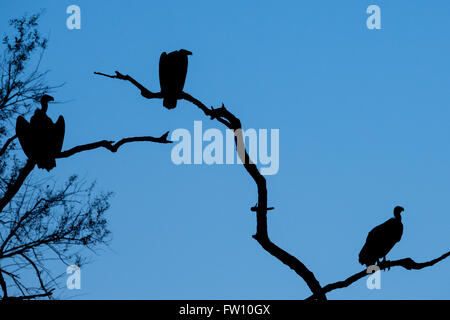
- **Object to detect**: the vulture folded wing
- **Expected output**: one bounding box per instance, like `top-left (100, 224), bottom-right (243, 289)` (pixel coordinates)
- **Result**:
top-left (377, 218), bottom-right (403, 254)
top-left (159, 52), bottom-right (178, 109)
top-left (159, 52), bottom-right (169, 93)
top-left (174, 52), bottom-right (189, 94)
top-left (53, 115), bottom-right (65, 155)
top-left (359, 218), bottom-right (403, 266)
top-left (16, 116), bottom-right (34, 160)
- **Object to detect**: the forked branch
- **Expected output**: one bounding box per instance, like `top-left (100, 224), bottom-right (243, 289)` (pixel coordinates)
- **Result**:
top-left (58, 132), bottom-right (171, 158)
top-left (0, 132), bottom-right (171, 216)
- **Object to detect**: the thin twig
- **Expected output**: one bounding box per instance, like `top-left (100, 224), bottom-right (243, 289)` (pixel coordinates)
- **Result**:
top-left (0, 160), bottom-right (35, 214)
top-left (3, 288), bottom-right (54, 300)
top-left (0, 135), bottom-right (17, 157)
top-left (0, 132), bottom-right (171, 216)
top-left (58, 132), bottom-right (171, 159)
top-left (94, 71), bottom-right (162, 99)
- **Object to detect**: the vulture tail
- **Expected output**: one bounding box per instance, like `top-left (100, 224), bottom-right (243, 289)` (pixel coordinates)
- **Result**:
top-left (37, 158), bottom-right (56, 172)
top-left (358, 244), bottom-right (373, 266)
top-left (16, 116), bottom-right (33, 160)
top-left (163, 97), bottom-right (177, 109)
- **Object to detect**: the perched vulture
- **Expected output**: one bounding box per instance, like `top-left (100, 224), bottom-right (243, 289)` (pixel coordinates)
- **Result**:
top-left (16, 94), bottom-right (65, 171)
top-left (358, 206), bottom-right (405, 266)
top-left (159, 49), bottom-right (192, 109)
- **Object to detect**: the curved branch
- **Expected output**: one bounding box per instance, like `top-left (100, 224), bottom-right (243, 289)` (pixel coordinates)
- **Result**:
top-left (305, 251), bottom-right (450, 300)
top-left (182, 95), bottom-right (326, 300)
top-left (94, 71), bottom-right (162, 99)
top-left (0, 133), bottom-right (171, 216)
top-left (0, 159), bottom-right (35, 214)
top-left (20, 253), bottom-right (52, 298)
top-left (4, 289), bottom-right (54, 300)
top-left (0, 269), bottom-right (8, 299)
top-left (57, 132), bottom-right (171, 159)
top-left (96, 70), bottom-right (326, 300)
top-left (0, 135), bottom-right (17, 157)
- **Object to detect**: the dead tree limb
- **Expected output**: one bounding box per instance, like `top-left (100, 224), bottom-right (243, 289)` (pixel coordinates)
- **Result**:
top-left (306, 251), bottom-right (450, 300)
top-left (3, 288), bottom-right (54, 300)
top-left (0, 135), bottom-right (17, 157)
top-left (0, 159), bottom-right (35, 214)
top-left (0, 132), bottom-right (171, 216)
top-left (94, 71), bottom-right (327, 300)
top-left (95, 69), bottom-right (450, 300)
top-left (58, 132), bottom-right (171, 158)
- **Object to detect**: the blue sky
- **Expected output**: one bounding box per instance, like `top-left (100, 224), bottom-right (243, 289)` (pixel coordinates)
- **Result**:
top-left (1, 0), bottom-right (449, 299)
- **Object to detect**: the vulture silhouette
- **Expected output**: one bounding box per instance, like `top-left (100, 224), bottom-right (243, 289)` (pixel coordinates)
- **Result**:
top-left (358, 206), bottom-right (405, 266)
top-left (15, 94), bottom-right (65, 171)
top-left (159, 49), bottom-right (192, 109)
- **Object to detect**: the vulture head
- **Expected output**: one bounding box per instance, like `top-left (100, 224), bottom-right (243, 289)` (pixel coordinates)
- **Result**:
top-left (393, 206), bottom-right (404, 219)
top-left (40, 94), bottom-right (54, 112)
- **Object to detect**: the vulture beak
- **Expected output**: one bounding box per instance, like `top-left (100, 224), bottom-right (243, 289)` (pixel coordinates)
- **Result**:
top-left (41, 94), bottom-right (55, 104)
top-left (180, 49), bottom-right (192, 56)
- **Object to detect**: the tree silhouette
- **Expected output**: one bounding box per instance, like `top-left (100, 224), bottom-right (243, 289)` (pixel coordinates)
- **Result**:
top-left (1, 12), bottom-right (448, 301)
top-left (0, 14), bottom-right (170, 300)
top-left (95, 64), bottom-right (450, 300)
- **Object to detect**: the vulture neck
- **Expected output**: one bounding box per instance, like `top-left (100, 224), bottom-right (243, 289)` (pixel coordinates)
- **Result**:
top-left (40, 101), bottom-right (48, 113)
top-left (394, 212), bottom-right (402, 220)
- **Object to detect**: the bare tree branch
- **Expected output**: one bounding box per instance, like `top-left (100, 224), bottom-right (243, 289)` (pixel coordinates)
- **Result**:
top-left (0, 135), bottom-right (17, 157)
top-left (0, 173), bottom-right (112, 299)
top-left (20, 253), bottom-right (52, 297)
top-left (305, 251), bottom-right (450, 300)
top-left (94, 71), bottom-right (162, 99)
top-left (0, 269), bottom-right (8, 298)
top-left (0, 159), bottom-right (35, 214)
top-left (4, 288), bottom-right (54, 300)
top-left (95, 71), bottom-right (327, 300)
top-left (0, 13), bottom-right (145, 300)
top-left (57, 132), bottom-right (171, 159)
top-left (0, 132), bottom-right (171, 216)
